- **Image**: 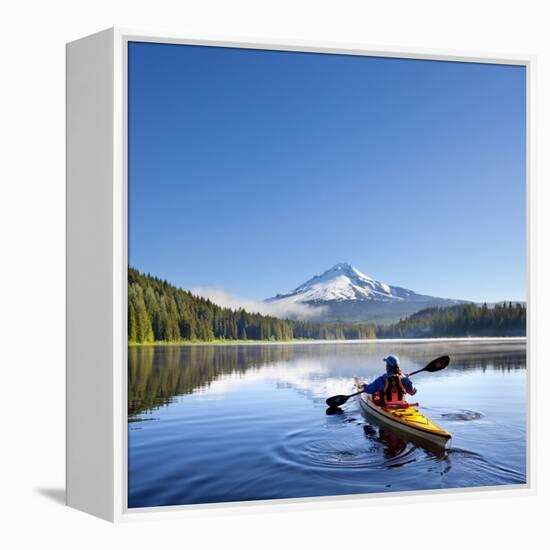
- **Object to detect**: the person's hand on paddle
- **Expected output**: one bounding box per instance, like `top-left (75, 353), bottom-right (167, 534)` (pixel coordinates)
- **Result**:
top-left (403, 372), bottom-right (417, 393)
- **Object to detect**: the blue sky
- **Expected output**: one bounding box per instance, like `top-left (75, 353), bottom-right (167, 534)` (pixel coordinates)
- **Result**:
top-left (128, 42), bottom-right (526, 303)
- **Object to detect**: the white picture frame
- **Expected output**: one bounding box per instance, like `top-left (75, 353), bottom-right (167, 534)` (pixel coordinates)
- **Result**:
top-left (66, 27), bottom-right (536, 522)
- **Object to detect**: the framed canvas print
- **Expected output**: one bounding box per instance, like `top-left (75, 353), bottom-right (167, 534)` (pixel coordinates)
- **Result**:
top-left (66, 28), bottom-right (535, 522)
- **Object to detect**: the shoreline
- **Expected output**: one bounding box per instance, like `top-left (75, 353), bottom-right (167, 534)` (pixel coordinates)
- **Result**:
top-left (129, 336), bottom-right (527, 347)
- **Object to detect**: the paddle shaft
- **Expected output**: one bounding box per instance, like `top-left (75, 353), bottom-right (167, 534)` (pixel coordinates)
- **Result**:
top-left (408, 367), bottom-right (427, 376)
top-left (328, 373), bottom-right (420, 407)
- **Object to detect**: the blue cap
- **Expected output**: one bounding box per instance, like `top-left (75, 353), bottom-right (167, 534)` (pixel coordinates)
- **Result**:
top-left (383, 355), bottom-right (400, 368)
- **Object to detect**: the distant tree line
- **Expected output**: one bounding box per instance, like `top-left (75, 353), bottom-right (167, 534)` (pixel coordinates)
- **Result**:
top-left (376, 302), bottom-right (526, 338)
top-left (128, 268), bottom-right (377, 343)
top-left (128, 268), bottom-right (526, 343)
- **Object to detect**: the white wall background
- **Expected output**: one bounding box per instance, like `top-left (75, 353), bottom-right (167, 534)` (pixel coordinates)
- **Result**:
top-left (0, 0), bottom-right (548, 547)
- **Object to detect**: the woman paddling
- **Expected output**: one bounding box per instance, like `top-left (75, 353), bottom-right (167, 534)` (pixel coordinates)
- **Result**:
top-left (357, 355), bottom-right (417, 406)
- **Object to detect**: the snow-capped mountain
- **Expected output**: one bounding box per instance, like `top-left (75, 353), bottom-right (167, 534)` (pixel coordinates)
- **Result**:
top-left (269, 262), bottom-right (419, 304)
top-left (266, 263), bottom-right (466, 323)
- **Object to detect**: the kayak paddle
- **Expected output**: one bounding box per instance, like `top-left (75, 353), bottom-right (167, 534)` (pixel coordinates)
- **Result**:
top-left (408, 355), bottom-right (450, 376)
top-left (325, 355), bottom-right (450, 409)
top-left (325, 389), bottom-right (364, 409)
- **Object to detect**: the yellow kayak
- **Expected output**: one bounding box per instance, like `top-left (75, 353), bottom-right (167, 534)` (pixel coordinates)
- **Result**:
top-left (358, 391), bottom-right (452, 449)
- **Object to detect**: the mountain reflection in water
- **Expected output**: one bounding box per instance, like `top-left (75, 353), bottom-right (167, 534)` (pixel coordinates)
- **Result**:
top-left (128, 340), bottom-right (526, 508)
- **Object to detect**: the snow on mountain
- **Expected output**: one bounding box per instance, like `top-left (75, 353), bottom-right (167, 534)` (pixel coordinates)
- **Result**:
top-left (267, 262), bottom-right (421, 305)
top-left (265, 263), bottom-right (467, 324)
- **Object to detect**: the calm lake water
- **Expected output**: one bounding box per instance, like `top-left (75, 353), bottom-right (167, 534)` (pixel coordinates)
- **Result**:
top-left (128, 340), bottom-right (527, 508)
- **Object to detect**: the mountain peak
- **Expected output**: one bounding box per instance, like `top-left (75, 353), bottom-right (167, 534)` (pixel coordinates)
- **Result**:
top-left (330, 262), bottom-right (353, 271)
top-left (268, 262), bottom-right (409, 304)
top-left (323, 262), bottom-right (374, 283)
top-left (266, 262), bottom-right (466, 323)
top-left (266, 263), bottom-right (466, 323)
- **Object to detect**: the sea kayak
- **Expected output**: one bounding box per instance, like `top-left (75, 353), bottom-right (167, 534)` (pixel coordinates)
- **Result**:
top-left (357, 390), bottom-right (452, 449)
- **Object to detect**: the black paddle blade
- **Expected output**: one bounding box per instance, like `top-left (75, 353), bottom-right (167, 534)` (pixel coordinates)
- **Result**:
top-left (326, 394), bottom-right (349, 408)
top-left (424, 355), bottom-right (450, 373)
top-left (325, 406), bottom-right (344, 416)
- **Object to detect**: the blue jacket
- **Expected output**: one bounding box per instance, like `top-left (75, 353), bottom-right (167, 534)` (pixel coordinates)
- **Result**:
top-left (363, 374), bottom-right (417, 396)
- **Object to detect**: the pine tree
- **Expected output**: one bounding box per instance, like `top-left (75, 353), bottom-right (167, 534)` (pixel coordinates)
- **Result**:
top-left (128, 301), bottom-right (137, 343)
